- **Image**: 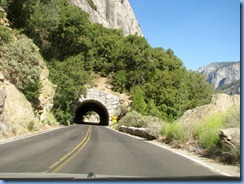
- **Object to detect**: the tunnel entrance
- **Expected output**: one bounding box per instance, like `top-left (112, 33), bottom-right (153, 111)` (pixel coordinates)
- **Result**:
top-left (74, 100), bottom-right (109, 126)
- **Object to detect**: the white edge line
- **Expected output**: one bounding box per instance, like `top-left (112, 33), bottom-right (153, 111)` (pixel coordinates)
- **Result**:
top-left (106, 126), bottom-right (235, 177)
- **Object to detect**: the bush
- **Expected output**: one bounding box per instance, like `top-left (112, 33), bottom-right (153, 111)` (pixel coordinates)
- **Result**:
top-left (162, 122), bottom-right (188, 143)
top-left (117, 110), bottom-right (164, 138)
top-left (223, 107), bottom-right (240, 128)
top-left (194, 113), bottom-right (224, 151)
top-left (118, 111), bottom-right (145, 128)
top-left (27, 121), bottom-right (35, 131)
top-left (0, 25), bottom-right (13, 45)
top-left (0, 36), bottom-right (43, 103)
top-left (46, 112), bottom-right (58, 126)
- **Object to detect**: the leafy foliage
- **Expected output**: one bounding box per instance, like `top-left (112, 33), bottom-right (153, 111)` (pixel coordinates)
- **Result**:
top-left (0, 35), bottom-right (43, 103)
top-left (0, 24), bottom-right (12, 45)
top-left (117, 110), bottom-right (164, 138)
top-left (4, 0), bottom-right (213, 123)
top-left (48, 55), bottom-right (91, 123)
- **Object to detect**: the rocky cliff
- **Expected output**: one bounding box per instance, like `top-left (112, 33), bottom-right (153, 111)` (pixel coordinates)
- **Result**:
top-left (0, 6), bottom-right (57, 140)
top-left (0, 69), bottom-right (57, 140)
top-left (69, 0), bottom-right (142, 36)
top-left (198, 62), bottom-right (240, 95)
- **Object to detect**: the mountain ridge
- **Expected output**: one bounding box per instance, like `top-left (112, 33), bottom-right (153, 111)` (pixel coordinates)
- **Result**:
top-left (198, 61), bottom-right (240, 95)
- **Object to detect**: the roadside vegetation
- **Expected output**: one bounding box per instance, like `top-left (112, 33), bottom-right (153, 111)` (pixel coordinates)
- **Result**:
top-left (116, 107), bottom-right (240, 165)
top-left (1, 0), bottom-right (213, 125)
top-left (0, 0), bottom-right (239, 166)
top-left (165, 107), bottom-right (240, 163)
top-left (0, 11), bottom-right (44, 105)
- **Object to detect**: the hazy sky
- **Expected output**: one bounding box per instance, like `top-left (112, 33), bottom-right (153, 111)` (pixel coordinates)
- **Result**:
top-left (129, 0), bottom-right (240, 71)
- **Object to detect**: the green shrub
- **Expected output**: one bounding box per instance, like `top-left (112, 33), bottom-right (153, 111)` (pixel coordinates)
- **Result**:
top-left (27, 121), bottom-right (35, 131)
top-left (223, 107), bottom-right (240, 128)
top-left (162, 122), bottom-right (188, 142)
top-left (131, 87), bottom-right (147, 115)
top-left (194, 113), bottom-right (224, 151)
top-left (118, 111), bottom-right (145, 128)
top-left (0, 25), bottom-right (13, 45)
top-left (117, 110), bottom-right (164, 137)
top-left (52, 108), bottom-right (72, 126)
top-left (46, 112), bottom-right (58, 126)
top-left (0, 36), bottom-right (43, 103)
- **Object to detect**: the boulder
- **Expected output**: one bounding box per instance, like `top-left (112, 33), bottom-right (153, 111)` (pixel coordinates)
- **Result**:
top-left (0, 79), bottom-right (36, 138)
top-left (219, 128), bottom-right (240, 163)
top-left (219, 128), bottom-right (240, 152)
top-left (177, 94), bottom-right (240, 125)
top-left (119, 125), bottom-right (156, 140)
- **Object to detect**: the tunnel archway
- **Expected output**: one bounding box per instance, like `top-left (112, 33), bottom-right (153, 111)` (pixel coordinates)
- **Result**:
top-left (74, 100), bottom-right (110, 126)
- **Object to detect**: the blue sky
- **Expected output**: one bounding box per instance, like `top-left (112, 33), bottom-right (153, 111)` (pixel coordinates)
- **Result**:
top-left (129, 0), bottom-right (240, 71)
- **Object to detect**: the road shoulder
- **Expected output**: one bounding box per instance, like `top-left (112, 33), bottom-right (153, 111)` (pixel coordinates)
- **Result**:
top-left (0, 125), bottom-right (66, 145)
top-left (106, 126), bottom-right (240, 177)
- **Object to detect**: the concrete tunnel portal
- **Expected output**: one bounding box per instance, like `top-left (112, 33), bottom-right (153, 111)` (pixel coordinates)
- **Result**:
top-left (74, 100), bottom-right (110, 126)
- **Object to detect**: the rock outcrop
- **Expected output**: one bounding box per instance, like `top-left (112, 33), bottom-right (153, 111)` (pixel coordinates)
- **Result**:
top-left (198, 62), bottom-right (240, 95)
top-left (219, 128), bottom-right (240, 152)
top-left (177, 93), bottom-right (240, 125)
top-left (70, 0), bottom-right (142, 36)
top-left (37, 67), bottom-right (57, 122)
top-left (119, 125), bottom-right (156, 140)
top-left (0, 75), bottom-right (37, 139)
top-left (219, 128), bottom-right (240, 163)
top-left (0, 68), bottom-right (57, 140)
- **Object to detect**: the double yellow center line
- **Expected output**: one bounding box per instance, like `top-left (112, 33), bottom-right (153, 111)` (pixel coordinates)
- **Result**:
top-left (45, 126), bottom-right (92, 173)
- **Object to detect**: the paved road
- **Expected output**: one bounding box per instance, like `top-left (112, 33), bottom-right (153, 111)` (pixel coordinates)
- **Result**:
top-left (0, 124), bottom-right (228, 179)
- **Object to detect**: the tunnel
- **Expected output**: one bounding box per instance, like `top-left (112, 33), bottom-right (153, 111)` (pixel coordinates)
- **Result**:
top-left (74, 100), bottom-right (110, 126)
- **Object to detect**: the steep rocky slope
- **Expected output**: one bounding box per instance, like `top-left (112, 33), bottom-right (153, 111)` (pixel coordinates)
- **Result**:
top-left (198, 62), bottom-right (240, 95)
top-left (70, 0), bottom-right (142, 36)
top-left (0, 6), bottom-right (57, 140)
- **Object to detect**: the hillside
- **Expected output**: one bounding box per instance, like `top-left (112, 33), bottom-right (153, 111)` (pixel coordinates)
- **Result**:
top-left (1, 0), bottom-right (214, 124)
top-left (0, 6), bottom-right (58, 139)
top-left (0, 1), bottom-right (240, 167)
top-left (198, 62), bottom-right (240, 95)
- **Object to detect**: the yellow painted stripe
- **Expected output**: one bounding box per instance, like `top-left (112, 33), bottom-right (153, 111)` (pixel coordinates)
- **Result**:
top-left (52, 135), bottom-right (90, 173)
top-left (44, 126), bottom-right (92, 173)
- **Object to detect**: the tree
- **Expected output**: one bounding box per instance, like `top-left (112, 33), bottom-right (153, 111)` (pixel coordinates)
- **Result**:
top-left (145, 100), bottom-right (161, 118)
top-left (186, 70), bottom-right (213, 109)
top-left (48, 55), bottom-right (91, 124)
top-left (131, 87), bottom-right (147, 115)
top-left (112, 70), bottom-right (127, 92)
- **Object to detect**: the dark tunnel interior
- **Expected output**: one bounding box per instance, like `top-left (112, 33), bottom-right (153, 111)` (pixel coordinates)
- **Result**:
top-left (74, 100), bottom-right (110, 126)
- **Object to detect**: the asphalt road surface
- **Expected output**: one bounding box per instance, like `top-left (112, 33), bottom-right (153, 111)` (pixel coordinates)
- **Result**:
top-left (0, 124), bottom-right (232, 179)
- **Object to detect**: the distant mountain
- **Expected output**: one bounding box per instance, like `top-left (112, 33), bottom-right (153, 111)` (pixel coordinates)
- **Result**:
top-left (198, 62), bottom-right (240, 95)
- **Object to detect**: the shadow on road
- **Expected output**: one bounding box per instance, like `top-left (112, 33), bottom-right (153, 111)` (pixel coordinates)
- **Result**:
top-left (74, 122), bottom-right (106, 126)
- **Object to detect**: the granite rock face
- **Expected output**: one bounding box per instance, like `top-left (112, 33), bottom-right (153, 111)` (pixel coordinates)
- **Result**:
top-left (0, 69), bottom-right (56, 139)
top-left (198, 62), bottom-right (240, 95)
top-left (70, 0), bottom-right (142, 36)
top-left (38, 67), bottom-right (57, 122)
top-left (177, 93), bottom-right (240, 125)
top-left (0, 75), bottom-right (36, 138)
